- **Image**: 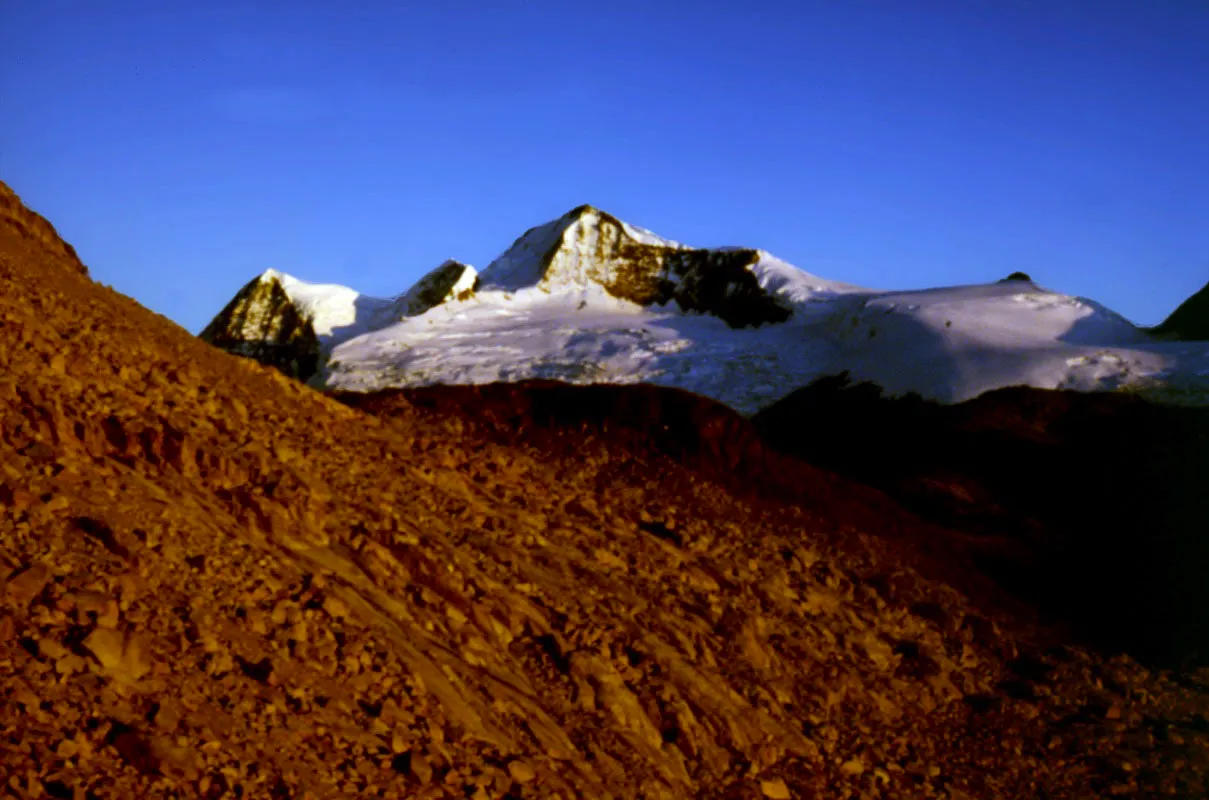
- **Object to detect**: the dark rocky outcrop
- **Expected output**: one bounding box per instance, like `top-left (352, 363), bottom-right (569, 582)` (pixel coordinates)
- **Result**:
top-left (395, 259), bottom-right (478, 316)
top-left (664, 248), bottom-right (792, 327)
top-left (1153, 280), bottom-right (1209, 341)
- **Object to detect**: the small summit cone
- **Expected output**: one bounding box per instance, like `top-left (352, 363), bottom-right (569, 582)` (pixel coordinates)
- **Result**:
top-left (477, 204), bottom-right (683, 296)
top-left (394, 259), bottom-right (478, 317)
top-left (200, 270), bottom-right (322, 380)
top-left (999, 271), bottom-right (1034, 283)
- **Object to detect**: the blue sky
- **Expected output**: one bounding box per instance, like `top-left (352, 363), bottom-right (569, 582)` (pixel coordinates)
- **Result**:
top-left (2, 0), bottom-right (1206, 331)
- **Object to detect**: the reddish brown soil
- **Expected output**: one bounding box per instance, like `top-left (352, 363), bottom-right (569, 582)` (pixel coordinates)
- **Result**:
top-left (2, 179), bottom-right (1207, 798)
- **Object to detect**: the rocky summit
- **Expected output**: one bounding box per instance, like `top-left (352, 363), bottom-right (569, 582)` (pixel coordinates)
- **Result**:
top-left (3, 177), bottom-right (1208, 798)
top-left (476, 204), bottom-right (795, 327)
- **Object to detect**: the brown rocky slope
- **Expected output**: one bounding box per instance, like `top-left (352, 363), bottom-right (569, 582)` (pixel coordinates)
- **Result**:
top-left (1, 180), bottom-right (1207, 797)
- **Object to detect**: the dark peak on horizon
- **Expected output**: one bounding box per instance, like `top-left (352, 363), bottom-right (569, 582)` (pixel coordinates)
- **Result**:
top-left (1154, 278), bottom-right (1209, 341)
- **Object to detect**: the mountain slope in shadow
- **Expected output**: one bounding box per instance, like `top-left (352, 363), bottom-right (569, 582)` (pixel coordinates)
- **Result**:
top-left (1154, 279), bottom-right (1209, 341)
top-left (753, 375), bottom-right (1209, 666)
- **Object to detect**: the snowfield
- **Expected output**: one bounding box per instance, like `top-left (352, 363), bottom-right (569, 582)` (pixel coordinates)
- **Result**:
top-left (204, 207), bottom-right (1209, 415)
top-left (323, 285), bottom-right (845, 415)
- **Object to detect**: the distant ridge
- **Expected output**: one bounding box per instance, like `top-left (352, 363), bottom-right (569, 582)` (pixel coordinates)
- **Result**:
top-left (199, 204), bottom-right (1209, 411)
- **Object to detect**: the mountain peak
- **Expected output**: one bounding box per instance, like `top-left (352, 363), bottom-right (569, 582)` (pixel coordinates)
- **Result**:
top-left (477, 206), bottom-right (683, 295)
top-left (1000, 271), bottom-right (1035, 283)
top-left (1154, 280), bottom-right (1209, 341)
top-left (200, 269), bottom-right (322, 380)
top-left (475, 207), bottom-right (794, 326)
top-left (564, 203), bottom-right (601, 219)
top-left (395, 259), bottom-right (478, 316)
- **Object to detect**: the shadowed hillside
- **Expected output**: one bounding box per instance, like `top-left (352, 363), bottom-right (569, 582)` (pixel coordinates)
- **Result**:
top-left (753, 375), bottom-right (1209, 666)
top-left (1154, 280), bottom-right (1209, 341)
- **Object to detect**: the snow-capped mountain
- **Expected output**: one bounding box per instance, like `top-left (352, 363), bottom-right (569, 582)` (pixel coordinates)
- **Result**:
top-left (200, 260), bottom-right (478, 380)
top-left (201, 206), bottom-right (1209, 413)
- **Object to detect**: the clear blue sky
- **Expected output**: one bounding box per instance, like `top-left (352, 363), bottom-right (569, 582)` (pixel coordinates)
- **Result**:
top-left (2, 0), bottom-right (1206, 331)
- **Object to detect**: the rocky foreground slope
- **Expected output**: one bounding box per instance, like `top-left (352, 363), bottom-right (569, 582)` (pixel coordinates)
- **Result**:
top-left (2, 180), bottom-right (1208, 797)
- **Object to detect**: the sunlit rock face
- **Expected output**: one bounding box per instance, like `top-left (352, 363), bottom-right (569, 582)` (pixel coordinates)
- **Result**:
top-left (480, 204), bottom-right (791, 327)
top-left (200, 271), bottom-right (322, 380)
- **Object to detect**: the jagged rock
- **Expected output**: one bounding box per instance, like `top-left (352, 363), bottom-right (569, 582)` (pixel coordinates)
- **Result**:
top-left (83, 628), bottom-right (152, 683)
top-left (4, 563), bottom-right (50, 605)
top-left (506, 760), bottom-right (536, 783)
top-left (394, 750), bottom-right (432, 784)
top-left (152, 699), bottom-right (182, 732)
top-left (760, 778), bottom-right (791, 798)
